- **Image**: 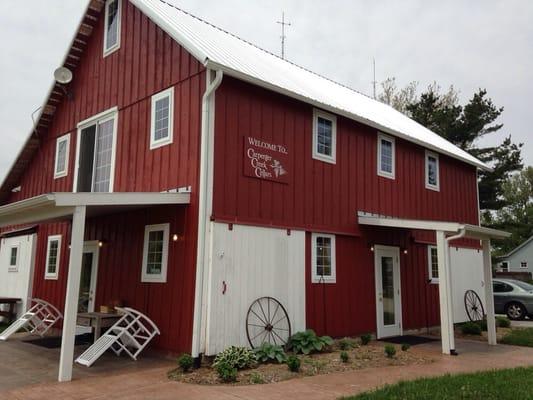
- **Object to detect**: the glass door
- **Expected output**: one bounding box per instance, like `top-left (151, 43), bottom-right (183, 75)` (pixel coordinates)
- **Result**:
top-left (374, 246), bottom-right (402, 338)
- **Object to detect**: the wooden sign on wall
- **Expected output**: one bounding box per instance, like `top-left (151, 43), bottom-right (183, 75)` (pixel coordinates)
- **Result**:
top-left (243, 137), bottom-right (289, 184)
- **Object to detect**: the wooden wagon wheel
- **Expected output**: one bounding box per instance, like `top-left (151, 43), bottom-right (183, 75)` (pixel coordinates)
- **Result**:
top-left (246, 297), bottom-right (291, 349)
top-left (464, 290), bottom-right (485, 322)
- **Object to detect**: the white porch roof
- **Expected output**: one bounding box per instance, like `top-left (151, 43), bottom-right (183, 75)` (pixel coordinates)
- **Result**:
top-left (357, 212), bottom-right (510, 240)
top-left (0, 192), bottom-right (190, 228)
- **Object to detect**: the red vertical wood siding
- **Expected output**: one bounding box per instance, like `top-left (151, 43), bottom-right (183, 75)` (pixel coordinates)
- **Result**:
top-left (4, 1), bottom-right (205, 353)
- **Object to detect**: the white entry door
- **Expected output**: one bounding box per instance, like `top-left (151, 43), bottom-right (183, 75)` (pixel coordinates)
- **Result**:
top-left (78, 242), bottom-right (99, 314)
top-left (374, 245), bottom-right (402, 338)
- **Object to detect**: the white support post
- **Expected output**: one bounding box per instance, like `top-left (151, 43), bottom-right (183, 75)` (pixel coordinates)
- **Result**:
top-left (58, 206), bottom-right (86, 382)
top-left (482, 239), bottom-right (497, 345)
top-left (436, 230), bottom-right (456, 355)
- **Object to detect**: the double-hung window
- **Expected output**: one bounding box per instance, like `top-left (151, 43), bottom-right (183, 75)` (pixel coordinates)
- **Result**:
top-left (312, 109), bottom-right (337, 164)
top-left (45, 235), bottom-right (61, 280)
top-left (75, 108), bottom-right (118, 193)
top-left (141, 223), bottom-right (170, 283)
top-left (425, 150), bottom-right (440, 191)
top-left (54, 134), bottom-right (70, 179)
top-left (150, 87), bottom-right (174, 149)
top-left (311, 233), bottom-right (336, 283)
top-left (427, 245), bottom-right (439, 283)
top-left (377, 133), bottom-right (395, 179)
top-left (103, 0), bottom-right (121, 56)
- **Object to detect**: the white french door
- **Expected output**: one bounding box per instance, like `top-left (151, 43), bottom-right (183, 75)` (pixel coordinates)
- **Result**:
top-left (374, 245), bottom-right (402, 338)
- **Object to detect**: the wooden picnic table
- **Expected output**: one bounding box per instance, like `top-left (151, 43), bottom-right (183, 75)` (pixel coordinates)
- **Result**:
top-left (77, 312), bottom-right (122, 342)
top-left (0, 298), bottom-right (21, 324)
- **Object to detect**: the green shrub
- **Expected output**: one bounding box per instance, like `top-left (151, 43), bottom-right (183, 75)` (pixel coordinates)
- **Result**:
top-left (339, 337), bottom-right (356, 350)
top-left (401, 343), bottom-right (411, 352)
top-left (253, 343), bottom-right (287, 363)
top-left (478, 319), bottom-right (488, 331)
top-left (496, 316), bottom-right (511, 328)
top-left (177, 353), bottom-right (194, 372)
top-left (213, 346), bottom-right (256, 370)
top-left (360, 333), bottom-right (372, 345)
top-left (461, 321), bottom-right (482, 335)
top-left (340, 351), bottom-right (349, 363)
top-left (384, 344), bottom-right (396, 358)
top-left (287, 329), bottom-right (334, 355)
top-left (286, 355), bottom-right (301, 372)
top-left (249, 372), bottom-right (264, 384)
top-left (216, 361), bottom-right (238, 383)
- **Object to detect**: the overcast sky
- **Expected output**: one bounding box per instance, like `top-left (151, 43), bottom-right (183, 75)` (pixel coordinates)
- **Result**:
top-left (0, 0), bottom-right (531, 182)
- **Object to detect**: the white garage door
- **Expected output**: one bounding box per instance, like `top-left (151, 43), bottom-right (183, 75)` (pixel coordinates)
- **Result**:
top-left (0, 234), bottom-right (37, 320)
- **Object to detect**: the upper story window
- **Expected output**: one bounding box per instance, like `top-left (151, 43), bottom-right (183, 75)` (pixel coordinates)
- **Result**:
top-left (54, 134), bottom-right (70, 179)
top-left (150, 87), bottom-right (174, 149)
top-left (312, 109), bottom-right (337, 164)
top-left (103, 0), bottom-right (121, 56)
top-left (377, 133), bottom-right (395, 179)
top-left (45, 235), bottom-right (61, 280)
top-left (141, 223), bottom-right (170, 283)
top-left (425, 150), bottom-right (440, 191)
top-left (311, 233), bottom-right (336, 283)
top-left (428, 245), bottom-right (438, 283)
top-left (521, 261), bottom-right (528, 269)
top-left (74, 107), bottom-right (118, 193)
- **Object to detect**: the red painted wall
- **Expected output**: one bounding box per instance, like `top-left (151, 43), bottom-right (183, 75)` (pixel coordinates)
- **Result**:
top-left (4, 1), bottom-right (205, 353)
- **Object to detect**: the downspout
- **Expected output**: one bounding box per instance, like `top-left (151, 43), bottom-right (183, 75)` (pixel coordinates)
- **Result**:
top-left (444, 228), bottom-right (465, 355)
top-left (192, 68), bottom-right (223, 362)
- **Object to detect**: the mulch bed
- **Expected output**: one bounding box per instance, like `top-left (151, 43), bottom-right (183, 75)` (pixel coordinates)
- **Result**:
top-left (168, 342), bottom-right (435, 386)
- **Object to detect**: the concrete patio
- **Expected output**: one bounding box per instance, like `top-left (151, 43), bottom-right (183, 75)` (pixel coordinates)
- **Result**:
top-left (1, 337), bottom-right (533, 400)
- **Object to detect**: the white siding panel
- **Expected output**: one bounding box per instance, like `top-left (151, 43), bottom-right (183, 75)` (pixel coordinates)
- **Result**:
top-left (0, 234), bottom-right (37, 320)
top-left (449, 247), bottom-right (485, 323)
top-left (205, 223), bottom-right (305, 355)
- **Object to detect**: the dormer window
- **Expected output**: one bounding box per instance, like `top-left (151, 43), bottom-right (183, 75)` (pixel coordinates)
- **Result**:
top-left (103, 0), bottom-right (121, 56)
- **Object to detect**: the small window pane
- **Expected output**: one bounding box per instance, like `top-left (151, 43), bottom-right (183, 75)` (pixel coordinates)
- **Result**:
top-left (380, 139), bottom-right (393, 173)
top-left (427, 156), bottom-right (438, 186)
top-left (56, 140), bottom-right (67, 174)
top-left (430, 247), bottom-right (439, 279)
top-left (9, 247), bottom-right (18, 267)
top-left (106, 0), bottom-right (119, 50)
top-left (146, 230), bottom-right (164, 275)
top-left (315, 236), bottom-right (332, 277)
top-left (154, 96), bottom-right (170, 141)
top-left (48, 240), bottom-right (59, 274)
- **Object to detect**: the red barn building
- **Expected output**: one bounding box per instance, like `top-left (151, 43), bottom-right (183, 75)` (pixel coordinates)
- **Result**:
top-left (0, 0), bottom-right (508, 382)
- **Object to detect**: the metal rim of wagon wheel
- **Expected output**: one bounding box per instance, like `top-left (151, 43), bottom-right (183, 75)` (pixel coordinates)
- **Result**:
top-left (464, 290), bottom-right (485, 322)
top-left (246, 297), bottom-right (291, 349)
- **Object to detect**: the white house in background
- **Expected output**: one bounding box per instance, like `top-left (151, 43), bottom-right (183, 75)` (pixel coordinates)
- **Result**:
top-left (497, 236), bottom-right (533, 275)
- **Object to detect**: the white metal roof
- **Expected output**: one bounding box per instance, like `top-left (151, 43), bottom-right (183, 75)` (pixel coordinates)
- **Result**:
top-left (132, 0), bottom-right (488, 171)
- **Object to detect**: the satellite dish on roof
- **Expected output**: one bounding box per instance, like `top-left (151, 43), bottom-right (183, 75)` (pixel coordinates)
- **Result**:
top-left (54, 67), bottom-right (73, 84)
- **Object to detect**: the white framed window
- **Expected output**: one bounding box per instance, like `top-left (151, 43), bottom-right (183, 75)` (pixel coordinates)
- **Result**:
top-left (377, 133), bottom-right (395, 179)
top-left (54, 134), bottom-right (70, 179)
top-left (74, 107), bottom-right (118, 193)
top-left (45, 235), bottom-right (62, 280)
top-left (150, 87), bottom-right (174, 149)
top-left (425, 150), bottom-right (440, 191)
top-left (520, 261), bottom-right (528, 269)
top-left (8, 244), bottom-right (20, 272)
top-left (103, 0), bottom-right (121, 57)
top-left (500, 261), bottom-right (509, 272)
top-left (311, 233), bottom-right (336, 283)
top-left (312, 109), bottom-right (337, 164)
top-left (428, 245), bottom-right (439, 283)
top-left (141, 223), bottom-right (170, 283)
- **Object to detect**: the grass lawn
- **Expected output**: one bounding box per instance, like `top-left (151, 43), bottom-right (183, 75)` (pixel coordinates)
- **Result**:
top-left (501, 327), bottom-right (533, 347)
top-left (343, 367), bottom-right (533, 400)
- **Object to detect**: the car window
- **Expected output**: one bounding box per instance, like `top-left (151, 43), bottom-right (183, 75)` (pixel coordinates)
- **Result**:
top-left (493, 281), bottom-right (513, 293)
top-left (513, 280), bottom-right (533, 292)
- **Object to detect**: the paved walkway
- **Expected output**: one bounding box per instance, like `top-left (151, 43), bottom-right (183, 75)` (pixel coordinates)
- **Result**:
top-left (2, 339), bottom-right (533, 400)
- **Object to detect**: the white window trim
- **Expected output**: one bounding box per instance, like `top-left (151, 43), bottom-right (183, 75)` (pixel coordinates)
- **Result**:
top-left (54, 133), bottom-right (71, 179)
top-left (103, 0), bottom-right (121, 57)
top-left (425, 150), bottom-right (440, 191)
top-left (377, 132), bottom-right (395, 179)
top-left (7, 244), bottom-right (20, 273)
top-left (150, 87), bottom-right (174, 150)
top-left (311, 233), bottom-right (336, 283)
top-left (73, 106), bottom-right (119, 193)
top-left (312, 109), bottom-right (337, 164)
top-left (520, 261), bottom-right (528, 269)
top-left (141, 223), bottom-right (170, 283)
top-left (427, 245), bottom-right (439, 284)
top-left (45, 235), bottom-right (62, 280)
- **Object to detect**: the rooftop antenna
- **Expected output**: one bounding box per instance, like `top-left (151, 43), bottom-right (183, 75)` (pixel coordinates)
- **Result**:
top-left (276, 12), bottom-right (291, 59)
top-left (372, 58), bottom-right (377, 99)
